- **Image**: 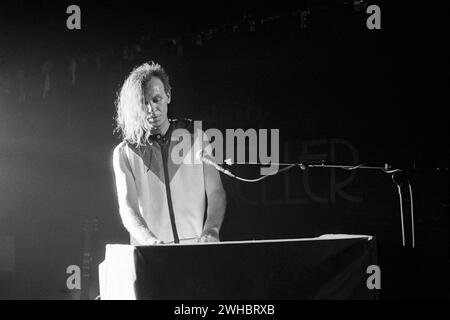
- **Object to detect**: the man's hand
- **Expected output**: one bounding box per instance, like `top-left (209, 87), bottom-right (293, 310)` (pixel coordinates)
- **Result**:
top-left (142, 238), bottom-right (164, 245)
top-left (197, 230), bottom-right (220, 243)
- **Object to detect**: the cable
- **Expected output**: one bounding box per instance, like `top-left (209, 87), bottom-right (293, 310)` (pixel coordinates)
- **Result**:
top-left (343, 163), bottom-right (367, 171)
top-left (383, 168), bottom-right (403, 174)
top-left (229, 164), bottom-right (299, 183)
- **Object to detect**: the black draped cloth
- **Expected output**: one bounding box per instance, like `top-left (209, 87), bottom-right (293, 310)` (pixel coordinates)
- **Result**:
top-left (99, 235), bottom-right (378, 300)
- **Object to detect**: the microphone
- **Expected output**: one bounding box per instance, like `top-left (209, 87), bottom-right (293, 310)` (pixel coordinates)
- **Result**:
top-left (196, 150), bottom-right (235, 178)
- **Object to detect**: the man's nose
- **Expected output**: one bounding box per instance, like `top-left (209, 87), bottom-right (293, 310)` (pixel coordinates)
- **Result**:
top-left (147, 103), bottom-right (158, 114)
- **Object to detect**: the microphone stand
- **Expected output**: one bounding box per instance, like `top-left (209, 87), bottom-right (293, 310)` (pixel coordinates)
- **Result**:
top-left (218, 158), bottom-right (448, 248)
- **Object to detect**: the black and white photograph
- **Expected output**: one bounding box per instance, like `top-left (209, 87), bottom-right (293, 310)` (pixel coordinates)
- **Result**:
top-left (0, 0), bottom-right (448, 306)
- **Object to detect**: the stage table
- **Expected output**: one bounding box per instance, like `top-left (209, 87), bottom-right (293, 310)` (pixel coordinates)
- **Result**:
top-left (99, 234), bottom-right (378, 300)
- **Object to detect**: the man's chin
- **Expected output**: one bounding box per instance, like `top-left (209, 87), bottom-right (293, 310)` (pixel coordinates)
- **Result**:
top-left (145, 118), bottom-right (168, 133)
top-left (149, 123), bottom-right (163, 133)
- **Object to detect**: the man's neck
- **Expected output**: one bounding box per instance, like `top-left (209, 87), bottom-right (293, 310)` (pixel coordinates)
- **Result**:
top-left (151, 119), bottom-right (170, 136)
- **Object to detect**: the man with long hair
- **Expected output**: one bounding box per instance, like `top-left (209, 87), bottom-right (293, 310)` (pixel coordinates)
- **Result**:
top-left (112, 61), bottom-right (226, 245)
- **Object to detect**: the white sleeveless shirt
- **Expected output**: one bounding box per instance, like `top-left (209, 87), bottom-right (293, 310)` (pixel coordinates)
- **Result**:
top-left (114, 119), bottom-right (210, 245)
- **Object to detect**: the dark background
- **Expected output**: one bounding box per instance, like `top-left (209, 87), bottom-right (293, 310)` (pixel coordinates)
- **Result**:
top-left (0, 1), bottom-right (448, 299)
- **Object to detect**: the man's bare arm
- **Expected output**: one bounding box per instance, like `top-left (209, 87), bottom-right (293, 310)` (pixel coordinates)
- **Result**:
top-left (113, 144), bottom-right (161, 245)
top-left (200, 159), bottom-right (227, 242)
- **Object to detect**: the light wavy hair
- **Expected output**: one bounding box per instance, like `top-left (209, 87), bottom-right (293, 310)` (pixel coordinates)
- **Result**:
top-left (114, 61), bottom-right (171, 147)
